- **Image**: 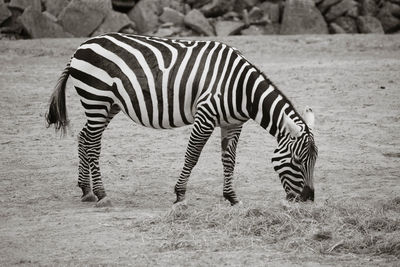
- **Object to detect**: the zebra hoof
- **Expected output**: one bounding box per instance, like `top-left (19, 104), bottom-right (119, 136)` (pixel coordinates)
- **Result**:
top-left (172, 200), bottom-right (188, 211)
top-left (95, 197), bottom-right (112, 208)
top-left (233, 201), bottom-right (243, 206)
top-left (81, 192), bottom-right (97, 202)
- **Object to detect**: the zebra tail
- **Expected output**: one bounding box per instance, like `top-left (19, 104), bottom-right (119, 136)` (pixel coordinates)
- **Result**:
top-left (46, 62), bottom-right (71, 135)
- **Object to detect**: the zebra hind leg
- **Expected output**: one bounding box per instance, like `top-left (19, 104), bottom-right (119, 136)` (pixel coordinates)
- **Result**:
top-left (83, 104), bottom-right (120, 207)
top-left (221, 125), bottom-right (243, 206)
top-left (174, 115), bottom-right (215, 204)
top-left (78, 124), bottom-right (97, 202)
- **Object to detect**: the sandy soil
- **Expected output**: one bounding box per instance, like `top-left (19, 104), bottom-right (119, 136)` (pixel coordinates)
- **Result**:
top-left (0, 34), bottom-right (399, 266)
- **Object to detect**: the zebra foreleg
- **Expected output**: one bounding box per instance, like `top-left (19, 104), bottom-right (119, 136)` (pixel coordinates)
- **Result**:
top-left (174, 116), bottom-right (215, 204)
top-left (221, 124), bottom-right (243, 205)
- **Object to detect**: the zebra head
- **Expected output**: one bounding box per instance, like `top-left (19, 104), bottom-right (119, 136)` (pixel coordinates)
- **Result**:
top-left (272, 107), bottom-right (318, 202)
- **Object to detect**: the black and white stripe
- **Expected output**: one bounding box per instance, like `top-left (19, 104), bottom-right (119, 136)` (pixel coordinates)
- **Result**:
top-left (46, 33), bottom-right (318, 205)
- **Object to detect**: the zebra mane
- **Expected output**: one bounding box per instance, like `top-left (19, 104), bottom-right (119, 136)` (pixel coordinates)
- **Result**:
top-left (306, 132), bottom-right (318, 158)
top-left (252, 66), bottom-right (310, 131)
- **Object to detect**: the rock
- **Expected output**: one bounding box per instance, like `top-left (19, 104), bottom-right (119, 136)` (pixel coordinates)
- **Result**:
top-left (42, 11), bottom-right (57, 22)
top-left (389, 2), bottom-right (400, 17)
top-left (240, 25), bottom-right (264, 35)
top-left (329, 22), bottom-right (346, 33)
top-left (377, 2), bottom-right (400, 33)
top-left (0, 7), bottom-right (23, 35)
top-left (128, 0), bottom-right (161, 34)
top-left (325, 0), bottom-right (358, 22)
top-left (242, 9), bottom-right (250, 26)
top-left (359, 0), bottom-right (378, 16)
top-left (185, 0), bottom-right (211, 9)
top-left (111, 0), bottom-right (136, 13)
top-left (333, 16), bottom-right (358, 33)
top-left (159, 7), bottom-right (184, 26)
top-left (214, 20), bottom-right (244, 36)
top-left (153, 25), bottom-right (182, 37)
top-left (242, 23), bottom-right (280, 35)
top-left (264, 23), bottom-right (280, 34)
top-left (234, 0), bottom-right (260, 12)
top-left (18, 6), bottom-right (71, 38)
top-left (317, 0), bottom-right (342, 14)
top-left (0, 1), bottom-right (12, 24)
top-left (92, 10), bottom-right (135, 36)
top-left (248, 6), bottom-right (263, 23)
top-left (281, 0), bottom-right (328, 34)
top-left (357, 15), bottom-right (384, 33)
top-left (184, 9), bottom-right (215, 36)
top-left (259, 1), bottom-right (280, 23)
top-left (8, 0), bottom-right (41, 11)
top-left (160, 0), bottom-right (186, 14)
top-left (200, 0), bottom-right (234, 17)
top-left (222, 11), bottom-right (240, 20)
top-left (58, 0), bottom-right (108, 37)
top-left (119, 25), bottom-right (136, 34)
top-left (43, 0), bottom-right (70, 17)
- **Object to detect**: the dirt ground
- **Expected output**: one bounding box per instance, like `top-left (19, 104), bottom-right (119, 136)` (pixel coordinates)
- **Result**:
top-left (0, 34), bottom-right (399, 266)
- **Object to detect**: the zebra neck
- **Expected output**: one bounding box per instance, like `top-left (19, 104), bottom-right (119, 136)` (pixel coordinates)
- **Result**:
top-left (247, 72), bottom-right (304, 138)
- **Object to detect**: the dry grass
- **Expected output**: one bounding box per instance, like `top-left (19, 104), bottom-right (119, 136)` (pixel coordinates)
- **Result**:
top-left (132, 197), bottom-right (400, 259)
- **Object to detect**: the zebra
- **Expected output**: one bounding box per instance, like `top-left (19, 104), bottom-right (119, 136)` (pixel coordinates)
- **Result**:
top-left (46, 33), bottom-right (318, 207)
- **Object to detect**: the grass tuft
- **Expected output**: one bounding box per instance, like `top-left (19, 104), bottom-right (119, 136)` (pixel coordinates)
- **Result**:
top-left (136, 197), bottom-right (400, 258)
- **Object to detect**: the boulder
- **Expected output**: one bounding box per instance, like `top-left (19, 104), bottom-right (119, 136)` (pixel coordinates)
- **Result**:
top-left (222, 11), bottom-right (240, 20)
top-left (264, 23), bottom-right (280, 34)
top-left (0, 7), bottom-right (23, 35)
top-left (92, 11), bottom-right (135, 36)
top-left (240, 25), bottom-right (264, 35)
top-left (18, 6), bottom-right (71, 38)
top-left (58, 0), bottom-right (107, 37)
top-left (325, 0), bottom-right (358, 22)
top-left (184, 9), bottom-right (215, 36)
top-left (214, 20), bottom-right (244, 36)
top-left (317, 0), bottom-right (342, 14)
top-left (111, 0), bottom-right (136, 13)
top-left (200, 0), bottom-right (234, 17)
top-left (160, 0), bottom-right (186, 14)
top-left (248, 6), bottom-right (263, 23)
top-left (333, 16), bottom-right (358, 33)
top-left (185, 0), bottom-right (211, 9)
top-left (8, 0), bottom-right (41, 11)
top-left (44, 0), bottom-right (70, 17)
top-left (0, 1), bottom-right (12, 25)
top-left (329, 22), bottom-right (346, 33)
top-left (128, 0), bottom-right (161, 34)
top-left (377, 2), bottom-right (400, 33)
top-left (259, 1), bottom-right (280, 23)
top-left (357, 15), bottom-right (384, 33)
top-left (234, 0), bottom-right (260, 12)
top-left (359, 0), bottom-right (378, 16)
top-left (153, 25), bottom-right (182, 37)
top-left (159, 7), bottom-right (184, 26)
top-left (389, 2), bottom-right (400, 17)
top-left (280, 0), bottom-right (328, 34)
top-left (42, 11), bottom-right (57, 22)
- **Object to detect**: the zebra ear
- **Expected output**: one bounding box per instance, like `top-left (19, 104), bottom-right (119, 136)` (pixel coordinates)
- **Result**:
top-left (303, 106), bottom-right (315, 130)
top-left (282, 114), bottom-right (302, 138)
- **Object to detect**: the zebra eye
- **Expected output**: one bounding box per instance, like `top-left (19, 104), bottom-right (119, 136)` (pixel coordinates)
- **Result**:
top-left (292, 157), bottom-right (301, 165)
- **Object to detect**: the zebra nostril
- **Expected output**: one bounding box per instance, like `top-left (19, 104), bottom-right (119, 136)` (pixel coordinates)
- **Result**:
top-left (300, 186), bottom-right (314, 201)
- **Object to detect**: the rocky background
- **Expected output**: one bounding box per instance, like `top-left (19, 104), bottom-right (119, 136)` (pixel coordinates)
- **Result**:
top-left (0, 0), bottom-right (399, 39)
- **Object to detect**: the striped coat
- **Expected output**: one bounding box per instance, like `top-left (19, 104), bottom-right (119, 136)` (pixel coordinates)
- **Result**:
top-left (47, 33), bottom-right (317, 206)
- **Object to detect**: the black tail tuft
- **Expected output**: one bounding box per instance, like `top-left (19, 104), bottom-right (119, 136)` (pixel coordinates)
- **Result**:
top-left (46, 63), bottom-right (70, 136)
